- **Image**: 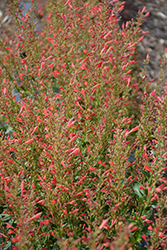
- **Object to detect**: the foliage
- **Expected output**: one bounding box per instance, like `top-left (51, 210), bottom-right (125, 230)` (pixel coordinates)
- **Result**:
top-left (0, 0), bottom-right (166, 249)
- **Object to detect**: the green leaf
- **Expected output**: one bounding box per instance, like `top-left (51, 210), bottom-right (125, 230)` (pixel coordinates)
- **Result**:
top-left (1, 214), bottom-right (11, 222)
top-left (132, 182), bottom-right (144, 198)
top-left (3, 241), bottom-right (12, 250)
top-left (140, 169), bottom-right (150, 178)
top-left (5, 125), bottom-right (13, 134)
top-left (146, 208), bottom-right (154, 218)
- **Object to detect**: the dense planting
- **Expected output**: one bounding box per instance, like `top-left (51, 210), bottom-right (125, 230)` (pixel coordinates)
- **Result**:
top-left (0, 0), bottom-right (166, 249)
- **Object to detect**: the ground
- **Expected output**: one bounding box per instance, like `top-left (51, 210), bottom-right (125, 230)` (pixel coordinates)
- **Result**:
top-left (122, 0), bottom-right (167, 87)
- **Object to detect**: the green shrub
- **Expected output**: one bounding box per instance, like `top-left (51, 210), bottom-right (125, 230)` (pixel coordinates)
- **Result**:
top-left (0, 0), bottom-right (166, 249)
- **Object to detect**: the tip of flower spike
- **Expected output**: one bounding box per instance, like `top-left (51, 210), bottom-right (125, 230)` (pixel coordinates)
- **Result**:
top-left (28, 212), bottom-right (42, 222)
top-left (99, 219), bottom-right (109, 230)
top-left (67, 118), bottom-right (75, 128)
top-left (125, 126), bottom-right (139, 136)
top-left (141, 6), bottom-right (146, 13)
top-left (69, 148), bottom-right (84, 158)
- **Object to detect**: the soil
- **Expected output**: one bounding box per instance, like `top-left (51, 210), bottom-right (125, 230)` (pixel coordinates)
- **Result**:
top-left (0, 0), bottom-right (14, 36)
top-left (121, 0), bottom-right (167, 88)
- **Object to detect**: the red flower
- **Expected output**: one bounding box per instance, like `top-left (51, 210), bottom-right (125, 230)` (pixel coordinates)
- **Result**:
top-left (159, 232), bottom-right (163, 238)
top-left (28, 212), bottom-right (42, 222)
